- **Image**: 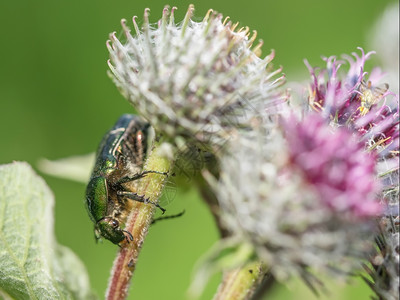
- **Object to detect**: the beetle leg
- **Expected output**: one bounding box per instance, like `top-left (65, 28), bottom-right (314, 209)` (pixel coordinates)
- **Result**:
top-left (122, 230), bottom-right (134, 242)
top-left (117, 190), bottom-right (166, 214)
top-left (117, 170), bottom-right (168, 184)
top-left (152, 209), bottom-right (185, 225)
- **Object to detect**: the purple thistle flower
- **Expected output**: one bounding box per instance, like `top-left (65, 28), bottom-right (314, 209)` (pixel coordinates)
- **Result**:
top-left (304, 48), bottom-right (399, 299)
top-left (304, 48), bottom-right (399, 211)
top-left (283, 113), bottom-right (382, 218)
top-left (305, 48), bottom-right (399, 158)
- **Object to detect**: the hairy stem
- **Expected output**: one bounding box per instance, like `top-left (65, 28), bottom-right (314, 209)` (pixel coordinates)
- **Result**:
top-left (106, 142), bottom-right (173, 300)
top-left (213, 262), bottom-right (268, 300)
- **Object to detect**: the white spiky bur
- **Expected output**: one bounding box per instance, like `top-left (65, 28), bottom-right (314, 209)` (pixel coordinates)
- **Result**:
top-left (107, 5), bottom-right (284, 152)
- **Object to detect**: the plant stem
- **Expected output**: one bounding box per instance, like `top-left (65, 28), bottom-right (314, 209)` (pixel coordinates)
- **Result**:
top-left (106, 142), bottom-right (173, 300)
top-left (213, 262), bottom-right (268, 300)
top-left (195, 174), bottom-right (230, 238)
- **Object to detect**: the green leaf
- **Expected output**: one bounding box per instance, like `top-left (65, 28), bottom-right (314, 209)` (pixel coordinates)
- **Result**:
top-left (37, 153), bottom-right (95, 183)
top-left (0, 162), bottom-right (96, 300)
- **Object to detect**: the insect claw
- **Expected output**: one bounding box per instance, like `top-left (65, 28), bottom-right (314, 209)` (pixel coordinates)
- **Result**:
top-left (123, 230), bottom-right (134, 242)
top-left (145, 196), bottom-right (166, 214)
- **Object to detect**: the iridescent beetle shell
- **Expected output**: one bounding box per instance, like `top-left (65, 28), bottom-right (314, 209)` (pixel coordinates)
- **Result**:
top-left (85, 114), bottom-right (151, 244)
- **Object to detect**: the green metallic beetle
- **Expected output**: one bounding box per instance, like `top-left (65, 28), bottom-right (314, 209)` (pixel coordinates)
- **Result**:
top-left (85, 114), bottom-right (166, 245)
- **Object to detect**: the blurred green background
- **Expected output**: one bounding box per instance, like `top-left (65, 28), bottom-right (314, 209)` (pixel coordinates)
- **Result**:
top-left (0, 0), bottom-right (396, 299)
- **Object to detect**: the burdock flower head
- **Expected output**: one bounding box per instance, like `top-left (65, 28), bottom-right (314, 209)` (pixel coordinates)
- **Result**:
top-left (107, 5), bottom-right (284, 151)
top-left (305, 48), bottom-right (399, 158)
top-left (283, 114), bottom-right (381, 217)
top-left (303, 49), bottom-right (399, 209)
top-left (213, 113), bottom-right (381, 287)
top-left (303, 48), bottom-right (399, 221)
top-left (303, 49), bottom-right (399, 299)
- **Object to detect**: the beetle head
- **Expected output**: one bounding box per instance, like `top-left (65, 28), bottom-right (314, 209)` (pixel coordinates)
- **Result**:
top-left (95, 217), bottom-right (126, 244)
